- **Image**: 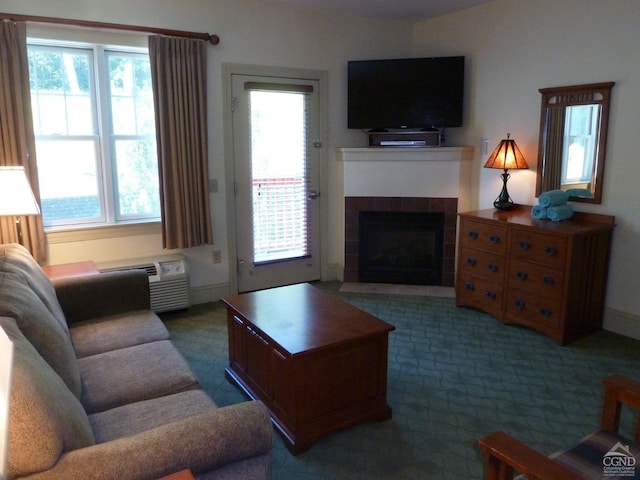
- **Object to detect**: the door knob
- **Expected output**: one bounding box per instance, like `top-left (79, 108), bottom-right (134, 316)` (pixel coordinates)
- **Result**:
top-left (308, 190), bottom-right (320, 200)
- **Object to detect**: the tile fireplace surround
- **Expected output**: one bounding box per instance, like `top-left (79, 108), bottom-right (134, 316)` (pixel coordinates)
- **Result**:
top-left (337, 146), bottom-right (474, 287)
top-left (344, 196), bottom-right (458, 286)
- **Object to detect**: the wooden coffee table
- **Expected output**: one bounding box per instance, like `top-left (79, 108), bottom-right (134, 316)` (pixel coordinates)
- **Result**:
top-left (222, 283), bottom-right (395, 454)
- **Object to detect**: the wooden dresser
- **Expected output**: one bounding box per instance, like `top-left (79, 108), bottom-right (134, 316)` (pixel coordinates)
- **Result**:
top-left (456, 206), bottom-right (614, 345)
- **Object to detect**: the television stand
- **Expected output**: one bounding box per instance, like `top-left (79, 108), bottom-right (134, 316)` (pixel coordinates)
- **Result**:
top-left (367, 130), bottom-right (440, 147)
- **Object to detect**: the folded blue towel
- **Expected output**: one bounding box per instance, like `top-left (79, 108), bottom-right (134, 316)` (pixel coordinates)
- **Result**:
top-left (546, 203), bottom-right (574, 221)
top-left (565, 188), bottom-right (594, 198)
top-left (539, 189), bottom-right (569, 207)
top-left (531, 205), bottom-right (547, 219)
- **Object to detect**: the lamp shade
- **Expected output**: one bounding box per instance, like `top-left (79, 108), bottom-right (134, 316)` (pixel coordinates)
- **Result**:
top-left (483, 134), bottom-right (529, 171)
top-left (0, 167), bottom-right (40, 217)
top-left (0, 328), bottom-right (13, 480)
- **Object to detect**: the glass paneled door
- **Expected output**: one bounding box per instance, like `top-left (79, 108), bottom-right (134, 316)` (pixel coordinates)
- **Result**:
top-left (231, 74), bottom-right (321, 292)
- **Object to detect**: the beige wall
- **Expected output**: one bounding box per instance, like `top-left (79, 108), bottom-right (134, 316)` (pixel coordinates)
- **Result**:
top-left (2, 0), bottom-right (414, 301)
top-left (4, 0), bottom-right (639, 337)
top-left (412, 0), bottom-right (640, 337)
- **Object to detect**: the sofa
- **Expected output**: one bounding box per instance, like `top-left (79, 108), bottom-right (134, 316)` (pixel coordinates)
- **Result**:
top-left (0, 243), bottom-right (273, 480)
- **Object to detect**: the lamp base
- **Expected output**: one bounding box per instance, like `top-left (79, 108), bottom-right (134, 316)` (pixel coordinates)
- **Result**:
top-left (16, 217), bottom-right (26, 245)
top-left (493, 170), bottom-right (515, 211)
top-left (493, 199), bottom-right (516, 211)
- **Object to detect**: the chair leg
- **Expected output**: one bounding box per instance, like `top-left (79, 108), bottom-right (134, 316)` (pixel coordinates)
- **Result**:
top-left (600, 386), bottom-right (622, 432)
top-left (486, 455), bottom-right (514, 480)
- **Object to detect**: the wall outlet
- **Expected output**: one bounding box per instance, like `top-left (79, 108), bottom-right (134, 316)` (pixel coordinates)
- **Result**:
top-left (481, 137), bottom-right (489, 156)
top-left (212, 250), bottom-right (222, 264)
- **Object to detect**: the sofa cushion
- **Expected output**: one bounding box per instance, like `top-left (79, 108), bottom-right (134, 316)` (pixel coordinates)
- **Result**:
top-left (89, 390), bottom-right (217, 443)
top-left (0, 272), bottom-right (81, 398)
top-left (551, 430), bottom-right (640, 479)
top-left (79, 340), bottom-right (200, 414)
top-left (70, 309), bottom-right (170, 358)
top-left (0, 243), bottom-right (68, 332)
top-left (1, 317), bottom-right (95, 479)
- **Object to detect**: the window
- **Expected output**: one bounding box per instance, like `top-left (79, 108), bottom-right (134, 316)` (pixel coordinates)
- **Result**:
top-left (562, 104), bottom-right (600, 185)
top-left (27, 41), bottom-right (159, 228)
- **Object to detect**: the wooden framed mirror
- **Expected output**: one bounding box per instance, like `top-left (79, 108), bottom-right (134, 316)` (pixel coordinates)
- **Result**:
top-left (535, 82), bottom-right (614, 204)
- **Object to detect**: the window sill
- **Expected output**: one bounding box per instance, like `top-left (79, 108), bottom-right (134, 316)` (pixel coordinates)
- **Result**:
top-left (46, 222), bottom-right (161, 244)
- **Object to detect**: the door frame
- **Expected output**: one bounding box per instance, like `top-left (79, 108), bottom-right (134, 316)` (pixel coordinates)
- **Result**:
top-left (222, 63), bottom-right (329, 294)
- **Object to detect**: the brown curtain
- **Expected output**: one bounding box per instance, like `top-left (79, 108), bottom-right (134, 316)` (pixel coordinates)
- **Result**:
top-left (0, 20), bottom-right (45, 260)
top-left (148, 35), bottom-right (213, 249)
top-left (540, 106), bottom-right (566, 192)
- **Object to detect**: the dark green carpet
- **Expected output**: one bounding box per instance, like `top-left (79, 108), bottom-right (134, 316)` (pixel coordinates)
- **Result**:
top-left (160, 281), bottom-right (640, 479)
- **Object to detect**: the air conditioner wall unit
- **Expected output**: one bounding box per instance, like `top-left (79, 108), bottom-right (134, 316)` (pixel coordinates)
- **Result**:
top-left (98, 254), bottom-right (190, 313)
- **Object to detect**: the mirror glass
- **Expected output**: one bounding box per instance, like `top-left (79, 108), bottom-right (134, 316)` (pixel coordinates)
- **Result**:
top-left (536, 82), bottom-right (614, 204)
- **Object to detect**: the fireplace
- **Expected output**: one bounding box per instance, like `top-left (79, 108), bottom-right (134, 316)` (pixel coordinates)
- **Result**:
top-left (359, 211), bottom-right (445, 285)
top-left (344, 197), bottom-right (457, 287)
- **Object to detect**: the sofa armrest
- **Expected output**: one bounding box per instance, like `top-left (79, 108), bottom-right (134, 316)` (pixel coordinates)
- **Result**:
top-left (478, 431), bottom-right (583, 480)
top-left (54, 270), bottom-right (151, 324)
top-left (30, 401), bottom-right (273, 480)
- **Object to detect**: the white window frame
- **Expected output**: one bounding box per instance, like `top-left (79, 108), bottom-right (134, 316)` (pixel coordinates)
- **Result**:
top-left (27, 29), bottom-right (160, 234)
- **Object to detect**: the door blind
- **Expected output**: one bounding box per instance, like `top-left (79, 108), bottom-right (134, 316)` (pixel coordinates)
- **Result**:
top-left (246, 84), bottom-right (312, 264)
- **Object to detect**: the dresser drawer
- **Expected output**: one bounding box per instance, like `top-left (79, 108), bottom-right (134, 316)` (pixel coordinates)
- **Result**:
top-left (459, 219), bottom-right (508, 254)
top-left (507, 259), bottom-right (564, 302)
top-left (509, 228), bottom-right (567, 269)
top-left (458, 246), bottom-right (505, 281)
top-left (456, 272), bottom-right (503, 318)
top-left (505, 287), bottom-right (562, 330)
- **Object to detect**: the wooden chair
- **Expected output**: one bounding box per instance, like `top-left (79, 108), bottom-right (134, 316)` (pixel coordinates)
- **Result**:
top-left (479, 374), bottom-right (640, 479)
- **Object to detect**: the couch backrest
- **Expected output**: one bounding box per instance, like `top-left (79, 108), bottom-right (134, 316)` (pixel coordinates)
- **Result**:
top-left (0, 272), bottom-right (81, 398)
top-left (1, 317), bottom-right (95, 480)
top-left (0, 243), bottom-right (68, 333)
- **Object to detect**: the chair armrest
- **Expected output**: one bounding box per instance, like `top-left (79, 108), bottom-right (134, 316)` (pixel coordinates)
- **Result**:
top-left (34, 401), bottom-right (273, 480)
top-left (601, 374), bottom-right (640, 442)
top-left (478, 431), bottom-right (583, 480)
top-left (53, 270), bottom-right (151, 324)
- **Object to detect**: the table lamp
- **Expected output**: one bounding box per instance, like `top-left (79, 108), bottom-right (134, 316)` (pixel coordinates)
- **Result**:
top-left (0, 328), bottom-right (14, 480)
top-left (0, 166), bottom-right (40, 245)
top-left (483, 133), bottom-right (529, 211)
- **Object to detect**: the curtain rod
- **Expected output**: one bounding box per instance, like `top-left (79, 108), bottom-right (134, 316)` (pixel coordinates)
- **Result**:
top-left (0, 12), bottom-right (220, 45)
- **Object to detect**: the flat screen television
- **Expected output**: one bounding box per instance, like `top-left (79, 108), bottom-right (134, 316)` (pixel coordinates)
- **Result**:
top-left (347, 56), bottom-right (465, 131)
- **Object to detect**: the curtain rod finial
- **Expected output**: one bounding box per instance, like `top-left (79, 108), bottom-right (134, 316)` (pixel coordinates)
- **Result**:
top-left (208, 34), bottom-right (220, 45)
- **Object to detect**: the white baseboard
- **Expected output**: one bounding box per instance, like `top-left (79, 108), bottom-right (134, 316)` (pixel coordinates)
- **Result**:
top-left (603, 307), bottom-right (640, 341)
top-left (190, 265), bottom-right (343, 306)
top-left (326, 263), bottom-right (343, 282)
top-left (189, 283), bottom-right (230, 305)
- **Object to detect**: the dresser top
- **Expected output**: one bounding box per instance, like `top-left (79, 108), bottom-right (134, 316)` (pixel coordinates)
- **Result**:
top-left (459, 205), bottom-right (615, 234)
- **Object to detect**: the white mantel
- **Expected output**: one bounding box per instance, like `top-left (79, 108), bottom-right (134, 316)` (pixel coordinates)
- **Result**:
top-left (336, 146), bottom-right (474, 212)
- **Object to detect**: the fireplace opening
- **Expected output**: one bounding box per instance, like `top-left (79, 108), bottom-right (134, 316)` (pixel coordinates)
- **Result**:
top-left (358, 211), bottom-right (445, 286)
